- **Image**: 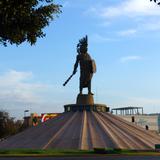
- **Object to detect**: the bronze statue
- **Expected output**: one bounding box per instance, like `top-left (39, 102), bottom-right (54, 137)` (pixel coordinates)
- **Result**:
top-left (63, 36), bottom-right (96, 95)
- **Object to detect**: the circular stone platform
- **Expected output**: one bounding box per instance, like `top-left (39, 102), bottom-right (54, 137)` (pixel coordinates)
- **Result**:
top-left (64, 104), bottom-right (109, 112)
top-left (64, 94), bottom-right (109, 112)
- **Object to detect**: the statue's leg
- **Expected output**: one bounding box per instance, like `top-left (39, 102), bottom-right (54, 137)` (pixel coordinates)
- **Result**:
top-left (80, 81), bottom-right (82, 95)
top-left (88, 80), bottom-right (93, 95)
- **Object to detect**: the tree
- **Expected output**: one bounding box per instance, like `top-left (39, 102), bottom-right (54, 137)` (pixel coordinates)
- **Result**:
top-left (0, 111), bottom-right (9, 138)
top-left (0, 0), bottom-right (61, 46)
top-left (0, 110), bottom-right (23, 139)
top-left (150, 0), bottom-right (160, 5)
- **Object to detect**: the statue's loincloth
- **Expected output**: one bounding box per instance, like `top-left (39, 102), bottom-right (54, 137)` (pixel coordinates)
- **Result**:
top-left (80, 72), bottom-right (93, 88)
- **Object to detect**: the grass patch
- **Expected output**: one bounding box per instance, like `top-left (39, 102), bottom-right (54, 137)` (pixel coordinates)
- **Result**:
top-left (0, 148), bottom-right (160, 157)
top-left (0, 149), bottom-right (94, 156)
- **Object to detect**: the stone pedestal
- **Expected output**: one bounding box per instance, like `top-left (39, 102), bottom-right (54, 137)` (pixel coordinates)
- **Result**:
top-left (76, 94), bottom-right (94, 105)
top-left (64, 94), bottom-right (109, 113)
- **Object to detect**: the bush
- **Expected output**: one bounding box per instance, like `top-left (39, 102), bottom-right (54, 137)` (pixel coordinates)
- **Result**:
top-left (94, 148), bottom-right (107, 154)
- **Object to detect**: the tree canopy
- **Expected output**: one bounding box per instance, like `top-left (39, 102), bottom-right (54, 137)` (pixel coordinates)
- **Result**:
top-left (150, 0), bottom-right (160, 5)
top-left (0, 111), bottom-right (23, 139)
top-left (0, 0), bottom-right (61, 46)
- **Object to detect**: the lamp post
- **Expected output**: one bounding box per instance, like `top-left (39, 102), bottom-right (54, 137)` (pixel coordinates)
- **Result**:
top-left (24, 110), bottom-right (29, 118)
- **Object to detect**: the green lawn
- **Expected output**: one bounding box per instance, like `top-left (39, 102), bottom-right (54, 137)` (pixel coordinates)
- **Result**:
top-left (0, 148), bottom-right (160, 157)
top-left (0, 149), bottom-right (93, 157)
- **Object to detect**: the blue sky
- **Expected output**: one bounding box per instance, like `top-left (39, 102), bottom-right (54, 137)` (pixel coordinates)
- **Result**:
top-left (1, 0), bottom-right (160, 119)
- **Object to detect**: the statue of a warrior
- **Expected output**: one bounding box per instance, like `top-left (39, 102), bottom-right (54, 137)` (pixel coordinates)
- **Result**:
top-left (72, 36), bottom-right (96, 95)
top-left (63, 36), bottom-right (96, 95)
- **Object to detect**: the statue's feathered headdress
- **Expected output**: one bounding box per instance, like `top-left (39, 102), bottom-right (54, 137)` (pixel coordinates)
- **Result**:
top-left (77, 35), bottom-right (88, 54)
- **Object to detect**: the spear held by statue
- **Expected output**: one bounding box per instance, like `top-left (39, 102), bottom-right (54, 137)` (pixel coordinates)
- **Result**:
top-left (63, 73), bottom-right (74, 86)
top-left (63, 69), bottom-right (77, 86)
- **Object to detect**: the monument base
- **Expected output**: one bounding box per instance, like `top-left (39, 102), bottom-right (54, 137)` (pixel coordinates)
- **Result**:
top-left (64, 94), bottom-right (109, 112)
top-left (64, 104), bottom-right (109, 112)
top-left (76, 94), bottom-right (94, 105)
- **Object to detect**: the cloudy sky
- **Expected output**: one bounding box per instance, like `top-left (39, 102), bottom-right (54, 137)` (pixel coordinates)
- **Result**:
top-left (1, 0), bottom-right (160, 119)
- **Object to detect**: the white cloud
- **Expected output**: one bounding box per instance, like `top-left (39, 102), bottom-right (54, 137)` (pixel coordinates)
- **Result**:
top-left (0, 70), bottom-right (53, 118)
top-left (90, 33), bottom-right (118, 43)
top-left (118, 29), bottom-right (137, 36)
top-left (0, 70), bottom-right (48, 103)
top-left (120, 56), bottom-right (142, 63)
top-left (0, 70), bottom-right (79, 119)
top-left (95, 0), bottom-right (160, 19)
top-left (86, 0), bottom-right (160, 37)
top-left (117, 20), bottom-right (160, 37)
top-left (142, 19), bottom-right (160, 31)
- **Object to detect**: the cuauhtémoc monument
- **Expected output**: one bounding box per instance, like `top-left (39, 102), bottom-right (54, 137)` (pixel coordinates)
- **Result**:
top-left (63, 36), bottom-right (108, 112)
top-left (0, 36), bottom-right (160, 150)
